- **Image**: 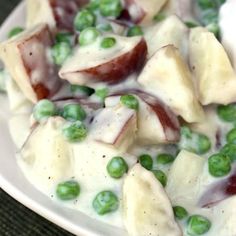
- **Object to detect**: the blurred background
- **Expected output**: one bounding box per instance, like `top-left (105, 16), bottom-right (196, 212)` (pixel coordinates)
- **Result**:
top-left (0, 1), bottom-right (73, 235)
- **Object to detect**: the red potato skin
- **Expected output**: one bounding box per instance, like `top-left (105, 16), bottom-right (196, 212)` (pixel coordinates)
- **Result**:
top-left (113, 114), bottom-right (136, 145)
top-left (18, 25), bottom-right (61, 100)
top-left (199, 168), bottom-right (236, 208)
top-left (49, 0), bottom-right (88, 31)
top-left (109, 89), bottom-right (180, 142)
top-left (137, 91), bottom-right (180, 142)
top-left (80, 39), bottom-right (147, 84)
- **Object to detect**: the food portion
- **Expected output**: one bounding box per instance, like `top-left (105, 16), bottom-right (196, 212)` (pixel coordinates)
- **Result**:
top-left (0, 24), bottom-right (61, 103)
top-left (1, 0), bottom-right (236, 235)
top-left (189, 27), bottom-right (236, 105)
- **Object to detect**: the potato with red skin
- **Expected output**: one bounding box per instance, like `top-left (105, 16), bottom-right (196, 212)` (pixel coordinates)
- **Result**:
top-left (59, 36), bottom-right (147, 85)
top-left (199, 170), bottom-right (236, 208)
top-left (26, 0), bottom-right (88, 32)
top-left (138, 45), bottom-right (204, 123)
top-left (105, 90), bottom-right (180, 144)
top-left (0, 24), bottom-right (61, 103)
top-left (124, 0), bottom-right (167, 25)
top-left (90, 104), bottom-right (137, 152)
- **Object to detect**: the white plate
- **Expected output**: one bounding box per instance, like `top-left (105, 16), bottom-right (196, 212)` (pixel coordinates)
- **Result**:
top-left (0, 3), bottom-right (127, 236)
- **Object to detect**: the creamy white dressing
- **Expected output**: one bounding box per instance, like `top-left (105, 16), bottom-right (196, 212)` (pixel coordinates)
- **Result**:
top-left (2, 1), bottom-right (236, 235)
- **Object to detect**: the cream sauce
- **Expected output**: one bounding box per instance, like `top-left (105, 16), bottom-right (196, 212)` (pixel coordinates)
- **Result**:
top-left (3, 1), bottom-right (236, 235)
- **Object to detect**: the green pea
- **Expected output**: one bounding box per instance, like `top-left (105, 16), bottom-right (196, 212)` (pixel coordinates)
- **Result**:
top-left (52, 42), bottom-right (72, 66)
top-left (173, 206), bottom-right (188, 220)
top-left (33, 99), bottom-right (57, 122)
top-left (71, 85), bottom-right (95, 96)
top-left (62, 121), bottom-right (87, 142)
top-left (95, 87), bottom-right (109, 100)
top-left (107, 156), bottom-right (128, 179)
top-left (55, 32), bottom-right (73, 44)
top-left (187, 215), bottom-right (211, 235)
top-left (207, 22), bottom-right (220, 37)
top-left (79, 27), bottom-right (100, 46)
top-left (74, 9), bottom-right (96, 32)
top-left (8, 26), bottom-right (24, 38)
top-left (56, 180), bottom-right (80, 200)
top-left (139, 154), bottom-right (153, 170)
top-left (152, 170), bottom-right (167, 187)
top-left (62, 104), bottom-right (86, 122)
top-left (208, 153), bottom-right (231, 177)
top-left (198, 0), bottom-right (216, 10)
top-left (99, 0), bottom-right (123, 18)
top-left (220, 143), bottom-right (236, 162)
top-left (96, 23), bottom-right (113, 32)
top-left (226, 128), bottom-right (236, 144)
top-left (181, 126), bottom-right (192, 138)
top-left (202, 9), bottom-right (218, 25)
top-left (179, 127), bottom-right (211, 154)
top-left (153, 13), bottom-right (166, 22)
top-left (197, 134), bottom-right (211, 154)
top-left (217, 104), bottom-right (236, 122)
top-left (157, 153), bottom-right (175, 165)
top-left (127, 26), bottom-right (143, 37)
top-left (86, 0), bottom-right (100, 11)
top-left (93, 191), bottom-right (119, 215)
top-left (100, 37), bottom-right (117, 49)
top-left (120, 95), bottom-right (139, 110)
top-left (185, 21), bottom-right (199, 28)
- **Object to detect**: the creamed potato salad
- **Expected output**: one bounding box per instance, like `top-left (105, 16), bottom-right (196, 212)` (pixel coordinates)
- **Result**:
top-left (1, 0), bottom-right (236, 235)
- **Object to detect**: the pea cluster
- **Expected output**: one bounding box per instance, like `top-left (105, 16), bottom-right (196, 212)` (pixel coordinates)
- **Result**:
top-left (33, 99), bottom-right (88, 142)
top-left (205, 104), bottom-right (236, 178)
top-left (138, 152), bottom-right (176, 188)
top-left (179, 126), bottom-right (211, 155)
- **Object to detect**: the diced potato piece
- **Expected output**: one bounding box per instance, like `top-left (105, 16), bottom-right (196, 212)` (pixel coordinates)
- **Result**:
top-left (124, 0), bottom-right (167, 25)
top-left (26, 0), bottom-right (86, 32)
top-left (166, 150), bottom-right (206, 206)
top-left (59, 35), bottom-right (147, 85)
top-left (123, 164), bottom-right (182, 236)
top-left (144, 15), bottom-right (189, 59)
top-left (90, 104), bottom-right (137, 152)
top-left (0, 24), bottom-right (61, 103)
top-left (189, 27), bottom-right (236, 105)
top-left (20, 117), bottom-right (72, 191)
top-left (138, 45), bottom-right (204, 123)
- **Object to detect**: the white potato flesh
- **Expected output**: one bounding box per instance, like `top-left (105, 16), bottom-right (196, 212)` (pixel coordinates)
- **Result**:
top-left (209, 196), bottom-right (236, 236)
top-left (0, 24), bottom-right (60, 103)
top-left (144, 15), bottom-right (189, 59)
top-left (137, 96), bottom-right (170, 144)
top-left (138, 45), bottom-right (204, 123)
top-left (90, 104), bottom-right (137, 152)
top-left (20, 117), bottom-right (73, 192)
top-left (166, 150), bottom-right (206, 206)
top-left (59, 35), bottom-right (146, 85)
top-left (189, 27), bottom-right (236, 105)
top-left (125, 0), bottom-right (167, 25)
top-left (26, 0), bottom-right (56, 31)
top-left (162, 0), bottom-right (195, 21)
top-left (123, 164), bottom-right (182, 236)
top-left (6, 77), bottom-right (33, 114)
top-left (219, 0), bottom-right (236, 70)
top-left (105, 95), bottom-right (180, 144)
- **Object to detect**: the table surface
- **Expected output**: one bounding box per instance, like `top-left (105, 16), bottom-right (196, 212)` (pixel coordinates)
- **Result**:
top-left (0, 1), bottom-right (74, 235)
